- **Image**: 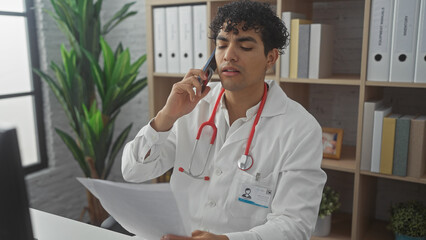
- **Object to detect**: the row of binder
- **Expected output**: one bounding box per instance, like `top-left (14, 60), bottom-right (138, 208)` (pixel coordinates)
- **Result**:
top-left (153, 5), bottom-right (208, 74)
top-left (367, 0), bottom-right (426, 83)
top-left (361, 100), bottom-right (426, 178)
top-left (280, 12), bottom-right (334, 79)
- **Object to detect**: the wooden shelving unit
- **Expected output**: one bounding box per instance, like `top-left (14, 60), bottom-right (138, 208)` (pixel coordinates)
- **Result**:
top-left (322, 146), bottom-right (356, 173)
top-left (366, 81), bottom-right (426, 89)
top-left (281, 74), bottom-right (361, 86)
top-left (145, 0), bottom-right (426, 239)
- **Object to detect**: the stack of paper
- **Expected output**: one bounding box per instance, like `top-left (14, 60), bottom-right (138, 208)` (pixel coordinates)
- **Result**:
top-left (78, 178), bottom-right (191, 240)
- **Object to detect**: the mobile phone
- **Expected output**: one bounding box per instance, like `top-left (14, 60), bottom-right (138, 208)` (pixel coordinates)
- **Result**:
top-left (198, 49), bottom-right (217, 93)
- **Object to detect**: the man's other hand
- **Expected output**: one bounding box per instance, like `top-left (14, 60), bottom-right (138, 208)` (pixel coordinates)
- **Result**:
top-left (161, 230), bottom-right (229, 240)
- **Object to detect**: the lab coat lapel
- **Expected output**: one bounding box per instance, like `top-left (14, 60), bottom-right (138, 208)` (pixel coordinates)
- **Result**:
top-left (223, 118), bottom-right (254, 147)
top-left (219, 80), bottom-right (289, 148)
top-left (205, 80), bottom-right (288, 150)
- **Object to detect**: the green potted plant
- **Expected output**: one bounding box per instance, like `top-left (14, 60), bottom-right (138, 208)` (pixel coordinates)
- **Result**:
top-left (313, 186), bottom-right (341, 237)
top-left (388, 201), bottom-right (426, 240)
top-left (34, 0), bottom-right (147, 226)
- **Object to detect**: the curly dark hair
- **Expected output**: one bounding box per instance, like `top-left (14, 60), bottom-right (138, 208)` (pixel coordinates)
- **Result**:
top-left (209, 0), bottom-right (289, 56)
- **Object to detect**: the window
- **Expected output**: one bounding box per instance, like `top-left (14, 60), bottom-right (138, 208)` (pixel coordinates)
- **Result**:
top-left (0, 0), bottom-right (47, 173)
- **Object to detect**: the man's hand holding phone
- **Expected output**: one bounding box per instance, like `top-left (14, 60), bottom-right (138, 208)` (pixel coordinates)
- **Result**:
top-left (151, 51), bottom-right (216, 132)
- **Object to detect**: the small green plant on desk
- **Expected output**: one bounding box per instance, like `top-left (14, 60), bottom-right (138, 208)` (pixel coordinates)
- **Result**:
top-left (388, 201), bottom-right (426, 240)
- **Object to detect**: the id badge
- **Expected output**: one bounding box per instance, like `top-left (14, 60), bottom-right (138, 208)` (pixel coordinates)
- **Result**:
top-left (237, 183), bottom-right (272, 208)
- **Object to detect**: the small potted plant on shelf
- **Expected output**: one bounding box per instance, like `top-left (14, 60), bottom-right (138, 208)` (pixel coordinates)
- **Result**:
top-left (313, 186), bottom-right (341, 237)
top-left (388, 201), bottom-right (426, 240)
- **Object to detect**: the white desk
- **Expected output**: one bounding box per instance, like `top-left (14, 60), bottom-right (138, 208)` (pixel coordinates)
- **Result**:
top-left (30, 208), bottom-right (144, 240)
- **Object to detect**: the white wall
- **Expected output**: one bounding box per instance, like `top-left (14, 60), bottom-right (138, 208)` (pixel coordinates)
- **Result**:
top-left (26, 0), bottom-right (149, 221)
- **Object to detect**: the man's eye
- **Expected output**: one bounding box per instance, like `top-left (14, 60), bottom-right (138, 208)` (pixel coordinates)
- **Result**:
top-left (217, 45), bottom-right (227, 49)
top-left (241, 47), bottom-right (252, 51)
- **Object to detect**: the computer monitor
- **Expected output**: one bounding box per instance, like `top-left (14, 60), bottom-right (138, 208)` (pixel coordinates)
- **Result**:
top-left (0, 124), bottom-right (34, 240)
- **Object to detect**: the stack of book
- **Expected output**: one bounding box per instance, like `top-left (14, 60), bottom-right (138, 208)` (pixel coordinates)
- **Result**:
top-left (280, 12), bottom-right (335, 79)
top-left (361, 100), bottom-right (426, 178)
top-left (367, 0), bottom-right (426, 83)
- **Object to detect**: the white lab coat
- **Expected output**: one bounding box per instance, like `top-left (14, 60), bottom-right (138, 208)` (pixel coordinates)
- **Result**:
top-left (122, 80), bottom-right (326, 240)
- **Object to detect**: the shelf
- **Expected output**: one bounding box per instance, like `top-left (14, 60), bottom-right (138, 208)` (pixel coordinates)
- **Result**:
top-left (366, 81), bottom-right (426, 89)
top-left (322, 145), bottom-right (356, 173)
top-left (360, 171), bottom-right (426, 185)
top-left (363, 220), bottom-right (393, 240)
top-left (311, 212), bottom-right (352, 240)
top-left (280, 74), bottom-right (360, 86)
top-left (152, 73), bottom-right (278, 82)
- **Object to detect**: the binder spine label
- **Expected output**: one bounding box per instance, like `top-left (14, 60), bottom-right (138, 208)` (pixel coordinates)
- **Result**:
top-left (421, 4), bottom-right (426, 52)
top-left (395, 1), bottom-right (417, 53)
top-left (371, 0), bottom-right (392, 52)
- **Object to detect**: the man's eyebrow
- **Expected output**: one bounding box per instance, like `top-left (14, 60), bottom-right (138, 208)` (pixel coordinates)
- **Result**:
top-left (216, 35), bottom-right (258, 43)
top-left (236, 36), bottom-right (257, 43)
top-left (216, 35), bottom-right (228, 42)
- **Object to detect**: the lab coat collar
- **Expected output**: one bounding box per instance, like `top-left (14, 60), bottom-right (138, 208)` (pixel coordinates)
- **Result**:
top-left (200, 80), bottom-right (289, 147)
top-left (201, 79), bottom-right (288, 119)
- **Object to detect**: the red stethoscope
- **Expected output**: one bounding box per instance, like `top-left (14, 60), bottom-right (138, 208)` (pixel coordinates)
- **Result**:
top-left (179, 82), bottom-right (268, 181)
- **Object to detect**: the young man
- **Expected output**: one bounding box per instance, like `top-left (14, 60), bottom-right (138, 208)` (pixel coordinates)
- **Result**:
top-left (122, 1), bottom-right (326, 239)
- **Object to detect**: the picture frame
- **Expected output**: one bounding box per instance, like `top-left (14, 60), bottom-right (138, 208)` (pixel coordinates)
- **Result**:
top-left (322, 127), bottom-right (344, 160)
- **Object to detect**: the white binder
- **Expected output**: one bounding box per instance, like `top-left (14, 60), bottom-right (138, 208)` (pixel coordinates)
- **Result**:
top-left (193, 5), bottom-right (208, 69)
top-left (280, 12), bottom-right (305, 78)
top-left (414, 0), bottom-right (426, 83)
top-left (178, 6), bottom-right (194, 74)
top-left (309, 24), bottom-right (334, 79)
top-left (367, 0), bottom-right (394, 82)
top-left (153, 8), bottom-right (167, 73)
top-left (360, 100), bottom-right (384, 171)
top-left (166, 6), bottom-right (180, 73)
top-left (371, 106), bottom-right (392, 173)
top-left (389, 0), bottom-right (421, 82)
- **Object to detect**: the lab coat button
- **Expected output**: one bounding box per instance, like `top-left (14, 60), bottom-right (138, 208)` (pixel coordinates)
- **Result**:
top-left (207, 201), bottom-right (216, 207)
top-left (215, 168), bottom-right (222, 176)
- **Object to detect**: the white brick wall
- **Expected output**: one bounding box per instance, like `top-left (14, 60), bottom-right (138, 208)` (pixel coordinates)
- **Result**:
top-left (313, 1), bottom-right (364, 74)
top-left (27, 0), bottom-right (149, 221)
top-left (308, 85), bottom-right (359, 146)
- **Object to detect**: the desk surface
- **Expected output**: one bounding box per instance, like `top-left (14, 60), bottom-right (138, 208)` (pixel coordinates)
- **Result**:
top-left (30, 208), bottom-right (144, 240)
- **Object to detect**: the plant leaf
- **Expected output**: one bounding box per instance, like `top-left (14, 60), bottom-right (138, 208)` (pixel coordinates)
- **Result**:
top-left (129, 54), bottom-right (146, 74)
top-left (102, 123), bottom-right (132, 179)
top-left (82, 48), bottom-right (105, 99)
top-left (103, 11), bottom-right (137, 35)
top-left (101, 2), bottom-right (136, 34)
top-left (55, 128), bottom-right (90, 177)
top-left (100, 37), bottom-right (115, 88)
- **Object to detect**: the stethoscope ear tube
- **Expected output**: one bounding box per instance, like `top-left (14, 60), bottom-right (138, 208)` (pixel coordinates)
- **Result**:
top-left (178, 167), bottom-right (210, 181)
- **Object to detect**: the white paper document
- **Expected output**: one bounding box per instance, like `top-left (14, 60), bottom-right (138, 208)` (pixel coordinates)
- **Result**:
top-left (77, 178), bottom-right (190, 240)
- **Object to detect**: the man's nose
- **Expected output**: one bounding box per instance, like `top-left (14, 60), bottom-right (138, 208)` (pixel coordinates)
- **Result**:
top-left (223, 44), bottom-right (238, 62)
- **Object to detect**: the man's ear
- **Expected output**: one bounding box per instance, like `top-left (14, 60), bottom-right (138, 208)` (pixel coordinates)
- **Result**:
top-left (266, 48), bottom-right (279, 70)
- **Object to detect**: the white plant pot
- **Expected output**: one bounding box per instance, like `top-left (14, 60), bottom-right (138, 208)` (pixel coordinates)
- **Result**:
top-left (313, 214), bottom-right (332, 237)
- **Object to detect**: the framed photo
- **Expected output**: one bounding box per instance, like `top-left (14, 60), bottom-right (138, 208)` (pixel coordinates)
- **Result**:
top-left (322, 127), bottom-right (344, 159)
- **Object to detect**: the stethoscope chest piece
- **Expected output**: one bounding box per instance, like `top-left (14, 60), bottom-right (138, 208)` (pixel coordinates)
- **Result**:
top-left (238, 155), bottom-right (254, 171)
